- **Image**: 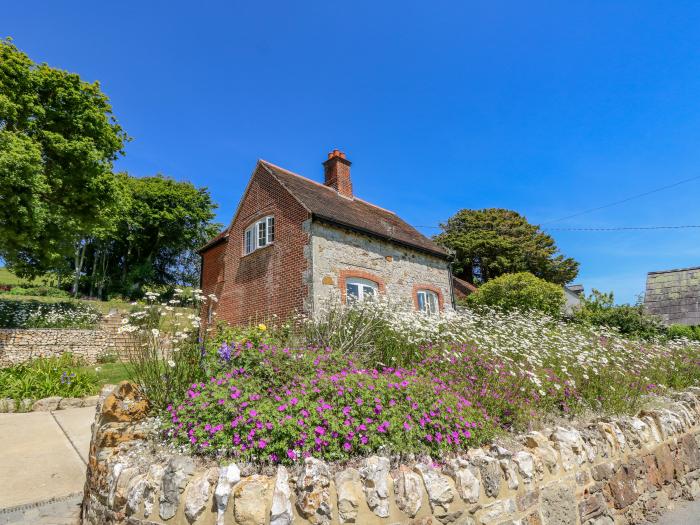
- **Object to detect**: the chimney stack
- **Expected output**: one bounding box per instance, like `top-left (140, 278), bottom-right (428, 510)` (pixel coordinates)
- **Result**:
top-left (323, 149), bottom-right (353, 198)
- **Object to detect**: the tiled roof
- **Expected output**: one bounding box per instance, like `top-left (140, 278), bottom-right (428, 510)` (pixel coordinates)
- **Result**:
top-left (198, 227), bottom-right (229, 253)
top-left (259, 160), bottom-right (448, 258)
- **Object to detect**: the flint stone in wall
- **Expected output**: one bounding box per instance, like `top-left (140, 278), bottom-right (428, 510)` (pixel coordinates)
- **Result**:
top-left (394, 465), bottom-right (423, 517)
top-left (234, 474), bottom-right (273, 525)
top-left (512, 451), bottom-right (535, 483)
top-left (360, 456), bottom-right (391, 518)
top-left (143, 463), bottom-right (165, 518)
top-left (125, 474), bottom-right (148, 516)
top-left (597, 422), bottom-right (626, 456)
top-left (471, 455), bottom-right (502, 498)
top-left (113, 466), bottom-right (138, 511)
top-left (445, 458), bottom-right (480, 504)
top-left (499, 459), bottom-right (519, 490)
top-left (550, 427), bottom-right (586, 471)
top-left (270, 465), bottom-right (293, 525)
top-left (159, 456), bottom-right (195, 520)
top-left (184, 467), bottom-right (217, 524)
top-left (214, 463), bottom-right (241, 525)
top-left (335, 467), bottom-right (362, 523)
top-left (414, 462), bottom-right (461, 523)
top-left (296, 457), bottom-right (332, 525)
top-left (478, 498), bottom-right (516, 524)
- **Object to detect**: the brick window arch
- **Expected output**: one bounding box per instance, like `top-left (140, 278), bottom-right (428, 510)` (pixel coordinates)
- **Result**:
top-left (338, 269), bottom-right (386, 303)
top-left (412, 284), bottom-right (444, 313)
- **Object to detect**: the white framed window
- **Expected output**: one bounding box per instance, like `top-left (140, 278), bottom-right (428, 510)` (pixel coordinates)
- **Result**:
top-left (243, 216), bottom-right (275, 255)
top-left (346, 277), bottom-right (378, 302)
top-left (417, 289), bottom-right (439, 314)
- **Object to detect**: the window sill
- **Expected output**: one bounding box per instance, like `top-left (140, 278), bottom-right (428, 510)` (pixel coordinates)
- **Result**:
top-left (241, 243), bottom-right (274, 258)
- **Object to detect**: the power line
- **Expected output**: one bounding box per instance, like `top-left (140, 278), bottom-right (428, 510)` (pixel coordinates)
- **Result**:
top-left (540, 174), bottom-right (700, 225)
top-left (416, 224), bottom-right (700, 232)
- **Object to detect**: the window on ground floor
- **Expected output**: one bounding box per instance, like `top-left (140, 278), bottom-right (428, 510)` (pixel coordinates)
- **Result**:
top-left (416, 289), bottom-right (439, 314)
top-left (346, 277), bottom-right (378, 302)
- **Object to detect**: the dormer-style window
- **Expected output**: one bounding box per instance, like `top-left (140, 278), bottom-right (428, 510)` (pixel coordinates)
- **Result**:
top-left (243, 216), bottom-right (274, 255)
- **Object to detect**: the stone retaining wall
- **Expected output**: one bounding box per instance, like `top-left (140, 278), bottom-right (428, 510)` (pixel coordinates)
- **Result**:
top-left (0, 314), bottom-right (135, 367)
top-left (82, 382), bottom-right (700, 525)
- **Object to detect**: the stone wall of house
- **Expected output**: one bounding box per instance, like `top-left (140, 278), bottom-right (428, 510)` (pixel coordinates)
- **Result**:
top-left (0, 313), bottom-right (134, 367)
top-left (308, 221), bottom-right (453, 314)
top-left (645, 266), bottom-right (700, 326)
top-left (82, 382), bottom-right (700, 525)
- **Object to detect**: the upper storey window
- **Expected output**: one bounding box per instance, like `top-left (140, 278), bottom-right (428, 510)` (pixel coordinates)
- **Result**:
top-left (243, 216), bottom-right (275, 255)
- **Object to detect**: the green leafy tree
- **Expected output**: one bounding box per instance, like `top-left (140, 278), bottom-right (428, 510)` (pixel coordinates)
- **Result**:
top-left (435, 208), bottom-right (579, 285)
top-left (573, 290), bottom-right (664, 339)
top-left (0, 38), bottom-right (127, 279)
top-left (86, 174), bottom-right (221, 298)
top-left (466, 272), bottom-right (565, 316)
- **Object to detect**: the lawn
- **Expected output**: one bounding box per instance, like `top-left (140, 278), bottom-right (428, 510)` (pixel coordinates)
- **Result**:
top-left (84, 362), bottom-right (130, 387)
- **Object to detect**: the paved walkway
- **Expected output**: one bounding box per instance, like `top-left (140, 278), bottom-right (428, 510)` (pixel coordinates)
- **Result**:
top-left (0, 407), bottom-right (94, 525)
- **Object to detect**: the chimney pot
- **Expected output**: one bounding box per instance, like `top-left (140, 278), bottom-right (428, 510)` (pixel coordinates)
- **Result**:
top-left (323, 150), bottom-right (352, 198)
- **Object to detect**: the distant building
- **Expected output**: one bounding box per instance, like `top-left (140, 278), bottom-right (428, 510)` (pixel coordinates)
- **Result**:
top-left (563, 284), bottom-right (584, 315)
top-left (644, 266), bottom-right (700, 326)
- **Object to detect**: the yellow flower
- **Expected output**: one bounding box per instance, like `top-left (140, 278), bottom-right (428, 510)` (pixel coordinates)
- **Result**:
top-left (258, 323), bottom-right (267, 331)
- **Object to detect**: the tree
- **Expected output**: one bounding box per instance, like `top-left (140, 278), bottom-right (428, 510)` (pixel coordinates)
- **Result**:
top-left (466, 272), bottom-right (565, 316)
top-left (0, 38), bottom-right (127, 279)
top-left (84, 174), bottom-right (221, 298)
top-left (435, 208), bottom-right (579, 285)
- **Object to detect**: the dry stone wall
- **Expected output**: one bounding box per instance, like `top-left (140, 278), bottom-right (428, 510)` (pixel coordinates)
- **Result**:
top-left (82, 382), bottom-right (700, 525)
top-left (0, 313), bottom-right (134, 367)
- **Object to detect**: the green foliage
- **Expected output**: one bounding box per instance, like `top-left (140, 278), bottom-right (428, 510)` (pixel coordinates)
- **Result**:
top-left (5, 285), bottom-right (69, 298)
top-left (0, 38), bottom-right (127, 277)
top-left (435, 208), bottom-right (579, 285)
top-left (0, 354), bottom-right (99, 401)
top-left (667, 324), bottom-right (700, 341)
top-left (0, 299), bottom-right (101, 328)
top-left (572, 290), bottom-right (665, 339)
top-left (466, 272), bottom-right (565, 316)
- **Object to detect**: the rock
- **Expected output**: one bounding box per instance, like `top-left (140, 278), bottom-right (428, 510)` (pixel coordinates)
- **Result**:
top-left (234, 474), bottom-right (273, 525)
top-left (478, 498), bottom-right (516, 524)
top-left (473, 455), bottom-right (502, 498)
top-left (82, 395), bottom-right (100, 407)
top-left (513, 451), bottom-right (535, 482)
top-left (271, 465), bottom-right (293, 525)
top-left (19, 398), bottom-right (32, 411)
top-left (579, 491), bottom-right (608, 522)
top-left (125, 474), bottom-right (148, 516)
top-left (395, 465), bottom-right (423, 517)
top-left (445, 459), bottom-right (480, 504)
top-left (184, 468), bottom-right (217, 524)
top-left (112, 466), bottom-right (138, 511)
top-left (516, 487), bottom-right (539, 512)
top-left (540, 483), bottom-right (577, 524)
top-left (101, 381), bottom-right (149, 423)
top-left (359, 456), bottom-right (391, 518)
top-left (0, 398), bottom-right (15, 412)
top-left (591, 461), bottom-right (616, 482)
top-left (335, 468), bottom-right (362, 523)
top-left (607, 463), bottom-right (639, 509)
top-left (32, 396), bottom-right (62, 411)
top-left (499, 459), bottom-right (519, 490)
top-left (159, 456), bottom-right (195, 520)
top-left (214, 463), bottom-right (241, 525)
top-left (550, 427), bottom-right (586, 471)
top-left (415, 462), bottom-right (458, 523)
top-left (296, 457), bottom-right (332, 525)
top-left (58, 397), bottom-right (84, 409)
top-left (143, 463), bottom-right (165, 518)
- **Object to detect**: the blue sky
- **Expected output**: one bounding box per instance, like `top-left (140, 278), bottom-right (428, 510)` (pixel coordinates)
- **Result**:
top-left (5, 1), bottom-right (700, 303)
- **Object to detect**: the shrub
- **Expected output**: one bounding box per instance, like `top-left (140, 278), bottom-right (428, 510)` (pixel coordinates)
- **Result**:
top-left (120, 289), bottom-right (207, 409)
top-left (466, 272), bottom-right (565, 316)
top-left (573, 290), bottom-right (665, 339)
top-left (5, 285), bottom-right (69, 298)
top-left (0, 299), bottom-right (102, 328)
top-left (0, 354), bottom-right (99, 401)
top-left (667, 324), bottom-right (697, 340)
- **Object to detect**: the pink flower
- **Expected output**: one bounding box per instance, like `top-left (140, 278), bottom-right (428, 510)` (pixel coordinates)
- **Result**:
top-left (249, 409), bottom-right (257, 417)
top-left (287, 449), bottom-right (297, 460)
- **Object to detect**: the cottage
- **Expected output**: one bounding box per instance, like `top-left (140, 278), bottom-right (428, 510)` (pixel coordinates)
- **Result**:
top-left (644, 266), bottom-right (700, 326)
top-left (199, 150), bottom-right (455, 326)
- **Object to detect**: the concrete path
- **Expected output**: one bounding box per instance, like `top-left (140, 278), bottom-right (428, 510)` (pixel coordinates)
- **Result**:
top-left (0, 406), bottom-right (94, 524)
top-left (656, 499), bottom-right (700, 524)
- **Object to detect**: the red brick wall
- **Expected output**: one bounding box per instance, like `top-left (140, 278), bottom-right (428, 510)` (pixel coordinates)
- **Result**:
top-left (201, 164), bottom-right (311, 327)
